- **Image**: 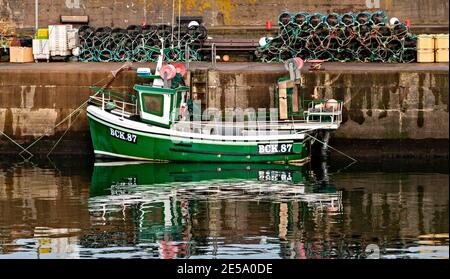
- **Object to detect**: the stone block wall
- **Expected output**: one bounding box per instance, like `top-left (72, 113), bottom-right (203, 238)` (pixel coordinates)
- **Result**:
top-left (1, 0), bottom-right (448, 29)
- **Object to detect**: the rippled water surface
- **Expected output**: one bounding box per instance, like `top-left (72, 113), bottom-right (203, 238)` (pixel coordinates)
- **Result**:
top-left (0, 157), bottom-right (448, 259)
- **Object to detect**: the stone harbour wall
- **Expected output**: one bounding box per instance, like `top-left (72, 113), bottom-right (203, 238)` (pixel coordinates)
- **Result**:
top-left (204, 69), bottom-right (449, 140)
top-left (0, 62), bottom-right (448, 155)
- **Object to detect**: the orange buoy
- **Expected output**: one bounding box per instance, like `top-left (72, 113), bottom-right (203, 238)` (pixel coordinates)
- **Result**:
top-left (405, 19), bottom-right (411, 27)
top-left (173, 63), bottom-right (186, 76)
top-left (223, 55), bottom-right (230, 62)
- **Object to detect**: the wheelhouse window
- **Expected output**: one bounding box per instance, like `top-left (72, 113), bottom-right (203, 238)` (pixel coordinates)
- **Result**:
top-left (142, 94), bottom-right (164, 116)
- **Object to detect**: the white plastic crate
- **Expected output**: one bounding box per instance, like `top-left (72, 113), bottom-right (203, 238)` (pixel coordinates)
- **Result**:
top-left (50, 50), bottom-right (72, 56)
top-left (32, 39), bottom-right (50, 61)
top-left (67, 29), bottom-right (79, 49)
top-left (48, 24), bottom-right (73, 56)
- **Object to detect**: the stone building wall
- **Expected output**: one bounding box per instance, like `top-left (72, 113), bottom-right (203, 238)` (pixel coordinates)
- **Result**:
top-left (1, 0), bottom-right (448, 29)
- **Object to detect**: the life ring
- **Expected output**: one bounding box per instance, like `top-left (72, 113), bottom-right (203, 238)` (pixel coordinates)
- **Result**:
top-left (293, 57), bottom-right (304, 70)
top-left (160, 64), bottom-right (176, 80)
top-left (284, 57), bottom-right (304, 71)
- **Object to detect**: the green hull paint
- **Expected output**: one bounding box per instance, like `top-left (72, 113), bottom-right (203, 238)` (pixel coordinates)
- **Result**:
top-left (87, 112), bottom-right (312, 163)
top-left (90, 162), bottom-right (310, 197)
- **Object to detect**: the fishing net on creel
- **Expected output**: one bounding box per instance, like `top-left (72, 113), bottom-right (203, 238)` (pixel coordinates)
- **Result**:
top-left (0, 20), bottom-right (15, 50)
top-left (78, 23), bottom-right (208, 62)
top-left (256, 11), bottom-right (417, 63)
top-left (0, 34), bottom-right (9, 49)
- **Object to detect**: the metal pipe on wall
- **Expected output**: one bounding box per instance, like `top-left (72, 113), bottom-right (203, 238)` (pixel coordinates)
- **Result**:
top-left (143, 0), bottom-right (147, 23)
top-left (35, 0), bottom-right (39, 31)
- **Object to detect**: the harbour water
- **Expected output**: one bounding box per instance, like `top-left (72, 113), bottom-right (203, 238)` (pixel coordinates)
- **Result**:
top-left (0, 156), bottom-right (448, 259)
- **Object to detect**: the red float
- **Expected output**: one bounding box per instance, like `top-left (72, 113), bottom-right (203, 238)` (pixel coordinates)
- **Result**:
top-left (173, 63), bottom-right (186, 76)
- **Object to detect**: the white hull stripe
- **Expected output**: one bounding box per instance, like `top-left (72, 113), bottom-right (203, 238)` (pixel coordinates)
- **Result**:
top-left (94, 150), bottom-right (166, 161)
top-left (94, 161), bottom-right (160, 167)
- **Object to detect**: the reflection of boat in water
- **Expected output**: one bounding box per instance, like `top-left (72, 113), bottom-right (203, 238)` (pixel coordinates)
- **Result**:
top-left (86, 161), bottom-right (343, 258)
top-left (91, 161), bottom-right (306, 196)
top-left (90, 161), bottom-right (341, 209)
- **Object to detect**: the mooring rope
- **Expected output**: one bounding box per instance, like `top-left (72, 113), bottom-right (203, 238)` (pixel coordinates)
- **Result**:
top-left (15, 63), bottom-right (132, 157)
top-left (0, 130), bottom-right (33, 159)
top-left (46, 109), bottom-right (83, 157)
top-left (306, 133), bottom-right (357, 162)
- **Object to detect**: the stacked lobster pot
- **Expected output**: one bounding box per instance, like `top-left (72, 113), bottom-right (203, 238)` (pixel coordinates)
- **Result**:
top-left (256, 11), bottom-right (417, 63)
top-left (77, 23), bottom-right (208, 62)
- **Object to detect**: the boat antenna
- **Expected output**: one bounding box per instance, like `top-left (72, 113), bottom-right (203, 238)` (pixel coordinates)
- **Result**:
top-left (153, 38), bottom-right (165, 87)
top-left (156, 37), bottom-right (165, 74)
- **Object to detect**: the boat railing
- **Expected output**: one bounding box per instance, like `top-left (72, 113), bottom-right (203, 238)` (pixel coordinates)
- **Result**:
top-left (171, 100), bottom-right (343, 130)
top-left (171, 118), bottom-right (341, 136)
top-left (89, 90), bottom-right (137, 119)
top-left (89, 88), bottom-right (342, 131)
top-left (303, 100), bottom-right (343, 124)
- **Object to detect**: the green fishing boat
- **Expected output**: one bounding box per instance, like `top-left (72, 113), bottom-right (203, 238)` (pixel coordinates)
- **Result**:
top-left (86, 51), bottom-right (343, 163)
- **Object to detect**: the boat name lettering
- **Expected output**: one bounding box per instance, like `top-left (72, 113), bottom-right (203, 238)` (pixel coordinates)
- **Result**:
top-left (258, 170), bottom-right (293, 181)
top-left (258, 143), bottom-right (293, 154)
top-left (109, 128), bottom-right (138, 144)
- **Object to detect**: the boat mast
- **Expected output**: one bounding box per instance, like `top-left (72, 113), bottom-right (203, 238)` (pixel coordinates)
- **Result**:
top-left (153, 38), bottom-right (165, 88)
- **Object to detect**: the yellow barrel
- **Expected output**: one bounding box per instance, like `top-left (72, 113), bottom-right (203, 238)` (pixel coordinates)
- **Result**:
top-left (417, 34), bottom-right (435, 49)
top-left (435, 34), bottom-right (449, 49)
top-left (435, 49), bottom-right (449, 62)
top-left (417, 49), bottom-right (435, 63)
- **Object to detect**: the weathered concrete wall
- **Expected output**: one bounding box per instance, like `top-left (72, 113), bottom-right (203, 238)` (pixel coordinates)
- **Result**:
top-left (205, 69), bottom-right (449, 140)
top-left (0, 63), bottom-right (140, 154)
top-left (0, 62), bottom-right (448, 155)
top-left (306, 71), bottom-right (449, 140)
top-left (0, 0), bottom-right (448, 29)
